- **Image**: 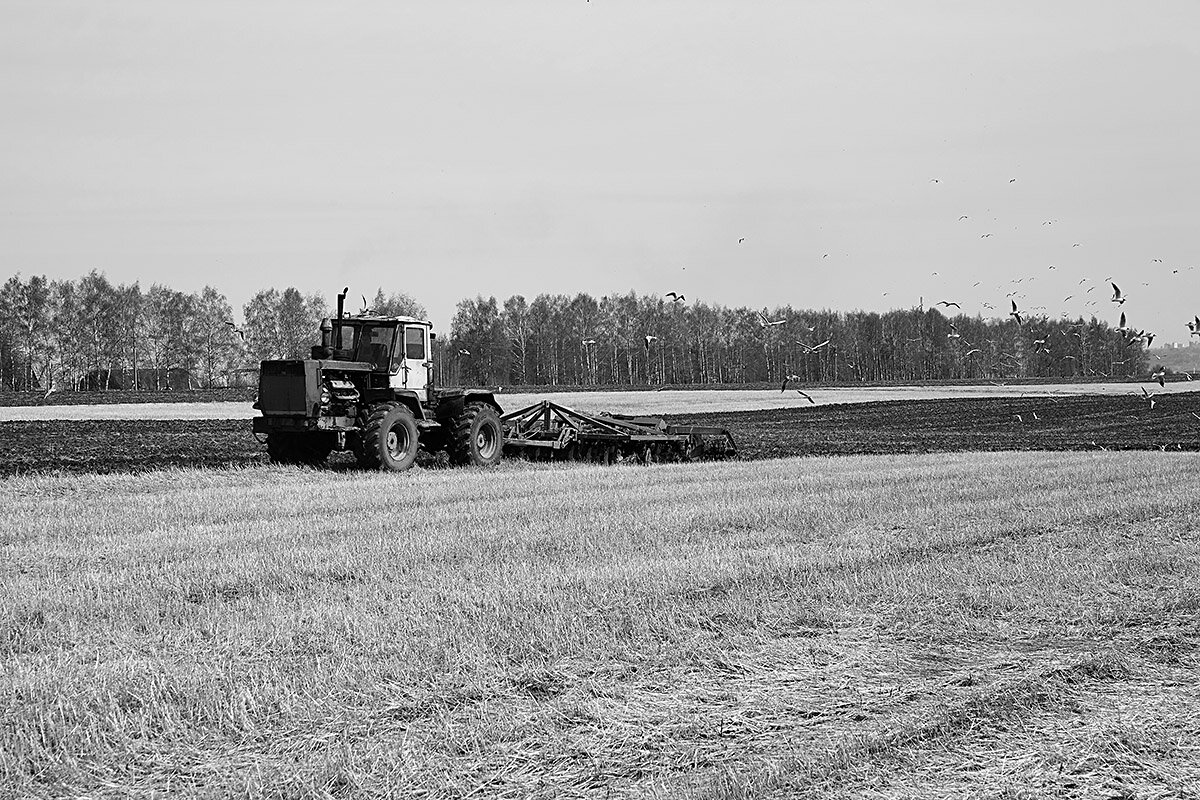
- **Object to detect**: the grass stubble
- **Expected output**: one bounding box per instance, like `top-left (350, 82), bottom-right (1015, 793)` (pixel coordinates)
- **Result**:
top-left (1, 452), bottom-right (1198, 798)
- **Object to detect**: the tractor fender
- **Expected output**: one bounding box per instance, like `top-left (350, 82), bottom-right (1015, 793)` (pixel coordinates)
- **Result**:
top-left (361, 388), bottom-right (427, 421)
top-left (434, 389), bottom-right (503, 423)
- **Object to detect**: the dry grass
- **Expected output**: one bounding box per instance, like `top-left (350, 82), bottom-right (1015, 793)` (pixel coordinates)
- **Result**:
top-left (2, 381), bottom-right (1194, 421)
top-left (2, 452), bottom-right (1198, 798)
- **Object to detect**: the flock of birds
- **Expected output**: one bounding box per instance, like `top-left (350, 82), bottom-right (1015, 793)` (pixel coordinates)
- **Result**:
top-left (642, 198), bottom-right (1200, 426)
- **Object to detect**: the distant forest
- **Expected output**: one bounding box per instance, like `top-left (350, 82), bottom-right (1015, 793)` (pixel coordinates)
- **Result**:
top-left (0, 271), bottom-right (1148, 392)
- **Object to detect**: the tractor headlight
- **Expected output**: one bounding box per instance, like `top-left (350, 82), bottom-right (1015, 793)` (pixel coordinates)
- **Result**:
top-left (319, 386), bottom-right (332, 406)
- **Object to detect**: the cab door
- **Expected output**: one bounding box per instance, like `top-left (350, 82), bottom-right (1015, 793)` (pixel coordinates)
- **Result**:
top-left (400, 325), bottom-right (430, 401)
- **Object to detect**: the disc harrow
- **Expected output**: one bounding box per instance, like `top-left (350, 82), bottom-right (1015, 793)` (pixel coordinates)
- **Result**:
top-left (500, 400), bottom-right (737, 464)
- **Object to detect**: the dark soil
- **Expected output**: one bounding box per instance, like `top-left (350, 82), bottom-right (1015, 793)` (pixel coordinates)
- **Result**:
top-left (666, 391), bottom-right (1200, 459)
top-left (1, 392), bottom-right (1196, 477)
top-left (0, 388), bottom-right (255, 407)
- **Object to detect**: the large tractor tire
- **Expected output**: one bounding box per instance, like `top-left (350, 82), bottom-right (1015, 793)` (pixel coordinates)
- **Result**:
top-left (355, 403), bottom-right (420, 472)
top-left (267, 432), bottom-right (333, 466)
top-left (266, 432), bottom-right (298, 465)
top-left (448, 402), bottom-right (504, 467)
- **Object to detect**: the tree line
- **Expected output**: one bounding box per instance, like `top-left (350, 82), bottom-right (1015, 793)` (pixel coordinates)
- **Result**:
top-left (0, 272), bottom-right (422, 391)
top-left (445, 293), bottom-right (1148, 387)
top-left (0, 271), bottom-right (1145, 392)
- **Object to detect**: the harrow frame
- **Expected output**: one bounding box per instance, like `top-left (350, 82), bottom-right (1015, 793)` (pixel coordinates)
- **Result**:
top-left (500, 400), bottom-right (737, 464)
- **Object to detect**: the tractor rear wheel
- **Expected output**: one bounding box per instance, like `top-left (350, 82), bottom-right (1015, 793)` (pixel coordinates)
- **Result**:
top-left (448, 402), bottom-right (504, 467)
top-left (356, 403), bottom-right (420, 471)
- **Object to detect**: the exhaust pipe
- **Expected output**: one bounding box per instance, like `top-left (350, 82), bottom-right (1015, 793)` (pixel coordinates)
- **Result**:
top-left (335, 286), bottom-right (348, 349)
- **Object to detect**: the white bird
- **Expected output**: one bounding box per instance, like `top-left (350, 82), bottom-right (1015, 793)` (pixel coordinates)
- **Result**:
top-left (756, 311), bottom-right (786, 327)
top-left (798, 339), bottom-right (831, 354)
top-left (1111, 282), bottom-right (1126, 305)
top-left (644, 335), bottom-right (658, 348)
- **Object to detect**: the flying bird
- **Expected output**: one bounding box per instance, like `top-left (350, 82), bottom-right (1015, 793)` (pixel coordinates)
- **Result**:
top-left (798, 339), bottom-right (831, 354)
top-left (644, 335), bottom-right (658, 347)
top-left (458, 348), bottom-right (470, 356)
top-left (665, 292), bottom-right (686, 302)
top-left (738, 238), bottom-right (745, 243)
top-left (756, 311), bottom-right (786, 327)
top-left (965, 348), bottom-right (981, 356)
top-left (1009, 300), bottom-right (1022, 325)
top-left (937, 300), bottom-right (961, 309)
top-left (1142, 387), bottom-right (1157, 410)
top-left (981, 233), bottom-right (994, 238)
top-left (1111, 283), bottom-right (1126, 305)
top-left (223, 321), bottom-right (245, 341)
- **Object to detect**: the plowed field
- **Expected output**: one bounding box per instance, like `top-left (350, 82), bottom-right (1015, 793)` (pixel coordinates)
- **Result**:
top-left (2, 391), bottom-right (1197, 476)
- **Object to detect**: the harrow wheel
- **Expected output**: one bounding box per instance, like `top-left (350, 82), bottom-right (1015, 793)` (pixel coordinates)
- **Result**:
top-left (356, 402), bottom-right (420, 472)
top-left (449, 401), bottom-right (503, 467)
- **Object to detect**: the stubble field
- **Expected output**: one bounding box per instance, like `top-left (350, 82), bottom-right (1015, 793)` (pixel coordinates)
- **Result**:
top-left (2, 453), bottom-right (1198, 797)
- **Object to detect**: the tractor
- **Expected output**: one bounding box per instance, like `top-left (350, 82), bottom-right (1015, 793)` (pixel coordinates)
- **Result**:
top-left (252, 289), bottom-right (502, 471)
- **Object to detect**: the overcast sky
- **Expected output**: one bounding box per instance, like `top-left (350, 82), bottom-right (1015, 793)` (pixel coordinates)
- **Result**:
top-left (2, 1), bottom-right (1198, 339)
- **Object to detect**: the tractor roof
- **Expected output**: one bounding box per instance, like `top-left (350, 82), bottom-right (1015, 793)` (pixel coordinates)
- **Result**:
top-left (343, 314), bottom-right (432, 326)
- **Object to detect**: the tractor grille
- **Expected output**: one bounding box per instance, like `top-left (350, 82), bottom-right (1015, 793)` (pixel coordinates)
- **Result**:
top-left (258, 360), bottom-right (308, 416)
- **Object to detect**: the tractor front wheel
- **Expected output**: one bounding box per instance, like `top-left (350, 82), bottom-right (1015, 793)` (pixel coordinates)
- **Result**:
top-left (448, 402), bottom-right (504, 467)
top-left (356, 403), bottom-right (420, 471)
top-left (267, 432), bottom-right (333, 466)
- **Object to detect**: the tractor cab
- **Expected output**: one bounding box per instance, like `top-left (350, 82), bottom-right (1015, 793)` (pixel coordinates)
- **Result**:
top-left (317, 315), bottom-right (434, 401)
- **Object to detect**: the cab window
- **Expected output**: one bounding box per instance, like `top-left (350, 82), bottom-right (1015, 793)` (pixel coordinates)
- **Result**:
top-left (404, 326), bottom-right (427, 360)
top-left (353, 324), bottom-right (397, 370)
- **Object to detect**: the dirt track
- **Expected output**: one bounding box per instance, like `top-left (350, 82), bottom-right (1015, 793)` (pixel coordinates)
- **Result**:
top-left (2, 391), bottom-right (1197, 477)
